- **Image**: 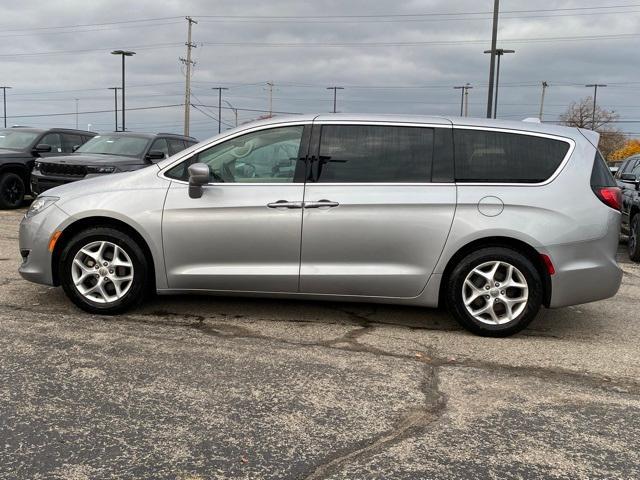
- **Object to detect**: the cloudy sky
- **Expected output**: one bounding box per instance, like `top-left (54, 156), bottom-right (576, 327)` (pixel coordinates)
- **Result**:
top-left (0, 0), bottom-right (639, 141)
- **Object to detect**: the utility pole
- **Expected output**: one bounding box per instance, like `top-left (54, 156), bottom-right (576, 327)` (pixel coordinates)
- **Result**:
top-left (212, 87), bottom-right (228, 134)
top-left (453, 84), bottom-right (472, 116)
top-left (326, 86), bottom-right (344, 113)
top-left (266, 81), bottom-right (274, 118)
top-left (180, 16), bottom-right (198, 136)
top-left (486, 0), bottom-right (500, 118)
top-left (0, 86), bottom-right (11, 128)
top-left (585, 84), bottom-right (607, 130)
top-left (108, 87), bottom-right (121, 131)
top-left (539, 81), bottom-right (548, 121)
top-left (74, 98), bottom-right (79, 129)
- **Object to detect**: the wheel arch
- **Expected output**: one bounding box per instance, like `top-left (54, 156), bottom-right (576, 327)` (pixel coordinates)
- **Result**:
top-left (51, 216), bottom-right (156, 291)
top-left (438, 236), bottom-right (552, 308)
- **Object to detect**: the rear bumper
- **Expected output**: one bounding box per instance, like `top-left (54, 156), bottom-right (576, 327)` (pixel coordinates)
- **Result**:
top-left (546, 214), bottom-right (622, 308)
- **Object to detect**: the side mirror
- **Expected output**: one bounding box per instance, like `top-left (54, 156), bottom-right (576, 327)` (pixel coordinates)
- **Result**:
top-left (33, 144), bottom-right (52, 153)
top-left (146, 150), bottom-right (166, 162)
top-left (188, 162), bottom-right (210, 199)
top-left (621, 173), bottom-right (638, 182)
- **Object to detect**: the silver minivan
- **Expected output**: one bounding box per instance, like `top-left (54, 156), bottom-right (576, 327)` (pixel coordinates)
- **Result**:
top-left (18, 114), bottom-right (623, 336)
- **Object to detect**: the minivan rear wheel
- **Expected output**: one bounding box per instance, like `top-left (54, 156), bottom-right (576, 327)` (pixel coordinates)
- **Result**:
top-left (60, 227), bottom-right (149, 314)
top-left (446, 247), bottom-right (543, 337)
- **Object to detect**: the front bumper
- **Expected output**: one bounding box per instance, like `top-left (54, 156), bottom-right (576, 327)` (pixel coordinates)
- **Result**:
top-left (18, 204), bottom-right (70, 286)
top-left (31, 170), bottom-right (83, 196)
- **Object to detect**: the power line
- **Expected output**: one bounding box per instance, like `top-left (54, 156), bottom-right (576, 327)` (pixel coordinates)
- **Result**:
top-left (0, 16), bottom-right (183, 33)
top-left (5, 103), bottom-right (183, 119)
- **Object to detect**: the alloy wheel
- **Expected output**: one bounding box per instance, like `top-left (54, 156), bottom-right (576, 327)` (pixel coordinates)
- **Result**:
top-left (71, 241), bottom-right (134, 304)
top-left (462, 260), bottom-right (529, 325)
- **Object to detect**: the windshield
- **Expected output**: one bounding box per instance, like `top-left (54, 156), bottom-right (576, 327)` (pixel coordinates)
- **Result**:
top-left (0, 130), bottom-right (39, 151)
top-left (75, 135), bottom-right (149, 157)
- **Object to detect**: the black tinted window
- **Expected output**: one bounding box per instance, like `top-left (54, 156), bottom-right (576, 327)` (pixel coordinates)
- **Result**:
top-left (454, 129), bottom-right (570, 183)
top-left (317, 125), bottom-right (433, 183)
top-left (591, 151), bottom-right (617, 187)
top-left (168, 138), bottom-right (188, 155)
top-left (62, 134), bottom-right (82, 153)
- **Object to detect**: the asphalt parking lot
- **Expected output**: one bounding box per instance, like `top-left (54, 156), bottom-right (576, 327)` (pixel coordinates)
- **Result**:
top-left (1, 207), bottom-right (639, 480)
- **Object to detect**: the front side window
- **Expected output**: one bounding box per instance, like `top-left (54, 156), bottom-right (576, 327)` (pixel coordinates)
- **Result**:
top-left (150, 138), bottom-right (170, 158)
top-left (166, 126), bottom-right (305, 183)
top-left (454, 129), bottom-right (570, 183)
top-left (0, 130), bottom-right (40, 150)
top-left (168, 138), bottom-right (188, 156)
top-left (316, 125), bottom-right (433, 183)
top-left (62, 134), bottom-right (83, 153)
top-left (40, 133), bottom-right (63, 153)
top-left (76, 135), bottom-right (150, 158)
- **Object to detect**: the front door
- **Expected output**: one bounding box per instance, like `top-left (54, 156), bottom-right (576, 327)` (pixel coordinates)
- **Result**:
top-left (299, 122), bottom-right (456, 298)
top-left (162, 124), bottom-right (310, 292)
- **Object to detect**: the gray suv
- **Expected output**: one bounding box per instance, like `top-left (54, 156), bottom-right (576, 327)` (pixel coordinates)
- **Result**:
top-left (18, 115), bottom-right (623, 336)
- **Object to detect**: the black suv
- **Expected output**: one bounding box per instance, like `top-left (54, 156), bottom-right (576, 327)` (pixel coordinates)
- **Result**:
top-left (0, 127), bottom-right (96, 208)
top-left (31, 132), bottom-right (198, 195)
top-left (615, 154), bottom-right (640, 260)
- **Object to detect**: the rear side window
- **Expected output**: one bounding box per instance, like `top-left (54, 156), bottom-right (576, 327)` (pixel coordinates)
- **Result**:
top-left (168, 138), bottom-right (188, 155)
top-left (454, 129), bottom-right (570, 183)
top-left (591, 151), bottom-right (617, 187)
top-left (317, 125), bottom-right (433, 183)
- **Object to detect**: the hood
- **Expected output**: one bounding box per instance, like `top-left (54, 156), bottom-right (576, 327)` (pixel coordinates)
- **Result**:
top-left (0, 148), bottom-right (31, 158)
top-left (39, 153), bottom-right (145, 166)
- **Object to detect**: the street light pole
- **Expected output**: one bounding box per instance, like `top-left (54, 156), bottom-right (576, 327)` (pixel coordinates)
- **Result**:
top-left (486, 0), bottom-right (500, 118)
top-left (327, 86), bottom-right (344, 113)
top-left (484, 48), bottom-right (515, 119)
top-left (111, 50), bottom-right (135, 131)
top-left (585, 84), bottom-right (607, 130)
top-left (108, 87), bottom-right (121, 131)
top-left (212, 87), bottom-right (229, 134)
top-left (539, 81), bottom-right (548, 121)
top-left (0, 86), bottom-right (11, 128)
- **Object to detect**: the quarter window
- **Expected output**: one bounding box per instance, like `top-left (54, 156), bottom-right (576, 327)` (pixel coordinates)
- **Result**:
top-left (454, 129), bottom-right (570, 183)
top-left (316, 125), bottom-right (433, 183)
top-left (165, 126), bottom-right (305, 183)
top-left (61, 134), bottom-right (83, 153)
top-left (168, 138), bottom-right (188, 156)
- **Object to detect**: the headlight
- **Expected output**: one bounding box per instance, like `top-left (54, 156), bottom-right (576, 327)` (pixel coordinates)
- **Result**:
top-left (86, 165), bottom-right (117, 174)
top-left (26, 196), bottom-right (59, 218)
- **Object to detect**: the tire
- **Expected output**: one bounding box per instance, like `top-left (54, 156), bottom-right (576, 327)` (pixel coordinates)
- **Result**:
top-left (0, 172), bottom-right (26, 209)
top-left (445, 247), bottom-right (543, 337)
top-left (59, 227), bottom-right (149, 314)
top-left (629, 214), bottom-right (640, 262)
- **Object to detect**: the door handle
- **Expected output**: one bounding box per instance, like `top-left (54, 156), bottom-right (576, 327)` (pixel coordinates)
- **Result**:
top-left (304, 199), bottom-right (340, 208)
top-left (267, 200), bottom-right (303, 209)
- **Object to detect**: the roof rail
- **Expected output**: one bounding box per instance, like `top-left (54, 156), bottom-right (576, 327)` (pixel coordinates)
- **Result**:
top-left (157, 132), bottom-right (198, 141)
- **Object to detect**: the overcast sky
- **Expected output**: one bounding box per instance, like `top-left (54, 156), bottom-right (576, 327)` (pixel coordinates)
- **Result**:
top-left (1, 0), bottom-right (639, 141)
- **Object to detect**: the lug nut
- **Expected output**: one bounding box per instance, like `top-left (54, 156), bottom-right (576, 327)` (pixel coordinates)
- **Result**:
top-left (495, 282), bottom-right (500, 287)
top-left (94, 265), bottom-right (99, 270)
top-left (109, 269), bottom-right (114, 274)
top-left (485, 285), bottom-right (490, 290)
top-left (103, 262), bottom-right (108, 266)
top-left (485, 295), bottom-right (490, 299)
top-left (501, 290), bottom-right (505, 295)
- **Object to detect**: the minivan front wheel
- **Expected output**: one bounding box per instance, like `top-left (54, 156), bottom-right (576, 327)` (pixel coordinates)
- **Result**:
top-left (60, 227), bottom-right (149, 314)
top-left (446, 247), bottom-right (543, 337)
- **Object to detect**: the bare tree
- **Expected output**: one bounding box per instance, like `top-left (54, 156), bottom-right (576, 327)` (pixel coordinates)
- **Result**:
top-left (559, 97), bottom-right (625, 160)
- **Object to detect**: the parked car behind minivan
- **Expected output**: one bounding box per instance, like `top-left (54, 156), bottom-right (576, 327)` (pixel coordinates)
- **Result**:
top-left (31, 131), bottom-right (197, 195)
top-left (18, 114), bottom-right (622, 336)
top-left (0, 127), bottom-right (95, 208)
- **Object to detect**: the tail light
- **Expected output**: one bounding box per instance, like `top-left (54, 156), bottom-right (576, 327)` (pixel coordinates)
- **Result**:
top-left (590, 151), bottom-right (621, 211)
top-left (594, 186), bottom-right (622, 211)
